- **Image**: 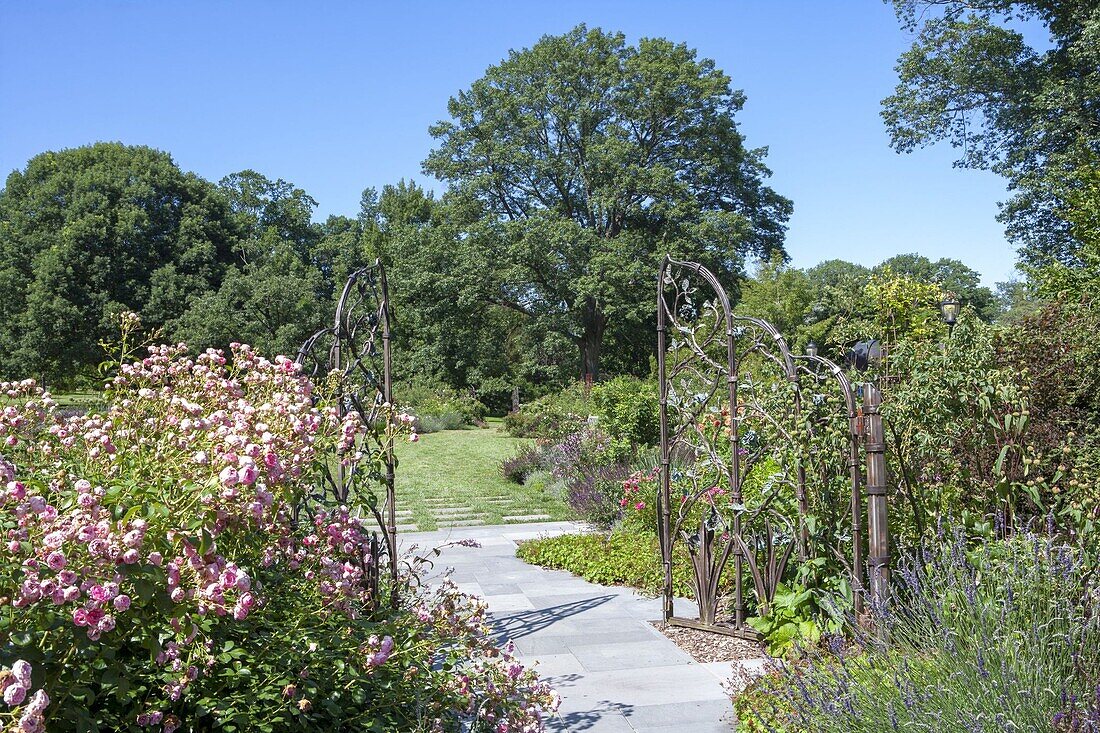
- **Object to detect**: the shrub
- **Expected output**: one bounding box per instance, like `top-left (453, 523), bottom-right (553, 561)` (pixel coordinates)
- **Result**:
top-left (0, 345), bottom-right (558, 731)
top-left (398, 379), bottom-right (488, 432)
top-left (564, 460), bottom-right (634, 529)
top-left (416, 410), bottom-right (469, 433)
top-left (733, 673), bottom-right (793, 733)
top-left (522, 469), bottom-right (560, 496)
top-left (506, 378), bottom-right (659, 448)
top-left (503, 384), bottom-right (592, 439)
top-left (747, 529), bottom-right (1100, 732)
top-left (500, 444), bottom-right (547, 484)
top-left (590, 375), bottom-right (659, 449)
top-left (517, 531), bottom-right (696, 597)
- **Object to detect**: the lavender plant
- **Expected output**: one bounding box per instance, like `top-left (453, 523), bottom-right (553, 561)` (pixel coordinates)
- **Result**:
top-left (753, 527), bottom-right (1100, 732)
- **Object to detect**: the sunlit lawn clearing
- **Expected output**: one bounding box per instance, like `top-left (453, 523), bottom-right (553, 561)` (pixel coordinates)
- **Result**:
top-left (394, 420), bottom-right (574, 531)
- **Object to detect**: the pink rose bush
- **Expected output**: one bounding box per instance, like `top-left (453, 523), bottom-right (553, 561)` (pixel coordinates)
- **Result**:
top-left (1, 659), bottom-right (49, 732)
top-left (0, 342), bottom-right (556, 732)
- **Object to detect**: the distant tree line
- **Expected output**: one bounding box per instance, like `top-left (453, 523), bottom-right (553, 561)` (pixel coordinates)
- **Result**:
top-left (0, 136), bottom-right (1007, 408)
top-left (4, 16), bottom-right (1095, 408)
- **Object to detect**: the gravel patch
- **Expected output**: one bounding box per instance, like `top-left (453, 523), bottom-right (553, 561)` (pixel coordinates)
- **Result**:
top-left (652, 621), bottom-right (766, 663)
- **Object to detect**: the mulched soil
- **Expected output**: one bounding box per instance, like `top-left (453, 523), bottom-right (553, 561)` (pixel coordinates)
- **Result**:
top-left (651, 621), bottom-right (766, 663)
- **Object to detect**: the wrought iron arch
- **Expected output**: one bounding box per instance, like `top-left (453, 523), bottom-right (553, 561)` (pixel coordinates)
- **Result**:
top-left (657, 256), bottom-right (883, 637)
top-left (297, 260), bottom-right (398, 600)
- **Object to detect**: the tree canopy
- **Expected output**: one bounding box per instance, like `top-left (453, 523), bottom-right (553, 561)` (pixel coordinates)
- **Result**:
top-left (883, 1), bottom-right (1100, 268)
top-left (0, 143), bottom-right (238, 384)
top-left (424, 24), bottom-right (792, 379)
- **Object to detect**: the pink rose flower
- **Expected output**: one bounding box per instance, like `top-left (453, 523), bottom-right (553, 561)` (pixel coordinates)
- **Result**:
top-left (237, 464), bottom-right (258, 486)
top-left (4, 683), bottom-right (27, 706)
top-left (12, 660), bottom-right (31, 687)
top-left (45, 551), bottom-right (66, 571)
top-left (218, 466), bottom-right (238, 487)
top-left (24, 689), bottom-right (48, 715)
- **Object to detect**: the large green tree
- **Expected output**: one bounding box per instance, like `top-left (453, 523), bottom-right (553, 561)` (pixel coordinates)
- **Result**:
top-left (174, 171), bottom-right (339, 358)
top-left (424, 24), bottom-right (792, 380)
top-left (0, 143), bottom-right (238, 384)
top-left (883, 1), bottom-right (1100, 268)
top-left (373, 182), bottom-right (569, 407)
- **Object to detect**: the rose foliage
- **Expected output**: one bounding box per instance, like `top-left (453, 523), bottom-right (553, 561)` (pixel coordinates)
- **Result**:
top-left (0, 344), bottom-right (558, 732)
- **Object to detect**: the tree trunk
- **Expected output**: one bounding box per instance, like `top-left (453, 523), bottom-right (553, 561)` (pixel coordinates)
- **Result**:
top-left (578, 298), bottom-right (605, 383)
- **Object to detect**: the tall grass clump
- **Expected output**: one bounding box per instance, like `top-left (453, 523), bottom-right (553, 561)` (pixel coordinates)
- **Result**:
top-left (752, 527), bottom-right (1100, 732)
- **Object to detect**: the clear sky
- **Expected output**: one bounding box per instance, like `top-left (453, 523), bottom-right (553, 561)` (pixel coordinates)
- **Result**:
top-left (0, 0), bottom-right (1022, 286)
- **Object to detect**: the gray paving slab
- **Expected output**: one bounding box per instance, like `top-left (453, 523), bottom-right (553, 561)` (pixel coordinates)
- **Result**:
top-left (623, 699), bottom-right (736, 729)
top-left (401, 521), bottom-right (736, 732)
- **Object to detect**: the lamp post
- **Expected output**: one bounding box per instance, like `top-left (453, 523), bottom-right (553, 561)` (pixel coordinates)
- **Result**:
top-left (939, 294), bottom-right (961, 335)
top-left (844, 339), bottom-right (889, 613)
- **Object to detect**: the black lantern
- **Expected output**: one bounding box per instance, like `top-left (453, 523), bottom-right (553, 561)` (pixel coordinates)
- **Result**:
top-left (939, 294), bottom-right (961, 328)
top-left (805, 342), bottom-right (819, 358)
top-left (847, 339), bottom-right (882, 372)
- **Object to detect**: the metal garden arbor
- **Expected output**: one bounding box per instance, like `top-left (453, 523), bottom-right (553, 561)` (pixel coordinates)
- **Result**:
top-left (656, 256), bottom-right (889, 638)
top-left (296, 260), bottom-right (398, 604)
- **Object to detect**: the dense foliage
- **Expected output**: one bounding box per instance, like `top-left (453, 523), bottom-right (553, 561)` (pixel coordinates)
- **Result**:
top-left (516, 532), bottom-right (694, 598)
top-left (0, 147), bottom-right (379, 389)
top-left (0, 144), bottom-right (238, 385)
top-left (395, 379), bottom-right (488, 433)
top-left (884, 1), bottom-right (1100, 268)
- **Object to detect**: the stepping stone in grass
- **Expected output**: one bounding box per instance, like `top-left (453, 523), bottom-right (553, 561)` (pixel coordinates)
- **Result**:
top-left (394, 524), bottom-right (420, 532)
top-left (436, 518), bottom-right (486, 527)
top-left (431, 507), bottom-right (482, 516)
top-left (502, 514), bottom-right (551, 522)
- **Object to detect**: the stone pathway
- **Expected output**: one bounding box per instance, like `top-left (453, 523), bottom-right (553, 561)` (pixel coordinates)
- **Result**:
top-left (402, 522), bottom-right (742, 732)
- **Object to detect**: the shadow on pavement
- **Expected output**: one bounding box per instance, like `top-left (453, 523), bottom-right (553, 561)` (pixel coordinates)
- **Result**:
top-left (547, 700), bottom-right (634, 732)
top-left (490, 594), bottom-right (617, 642)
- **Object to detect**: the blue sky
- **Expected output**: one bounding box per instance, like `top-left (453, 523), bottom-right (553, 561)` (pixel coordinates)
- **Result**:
top-left (0, 1), bottom-right (1022, 286)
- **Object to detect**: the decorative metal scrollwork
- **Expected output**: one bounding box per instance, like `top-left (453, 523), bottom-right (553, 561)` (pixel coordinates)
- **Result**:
top-left (657, 256), bottom-right (871, 637)
top-left (297, 260), bottom-right (398, 603)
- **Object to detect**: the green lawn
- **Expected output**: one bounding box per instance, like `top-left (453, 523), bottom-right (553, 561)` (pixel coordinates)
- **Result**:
top-left (50, 391), bottom-right (105, 410)
top-left (394, 420), bottom-right (574, 531)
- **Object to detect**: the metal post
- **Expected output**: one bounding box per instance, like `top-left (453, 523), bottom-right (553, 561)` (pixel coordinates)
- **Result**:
top-left (656, 260), bottom-right (674, 622)
top-left (862, 382), bottom-right (889, 609)
top-left (847, 394), bottom-right (865, 618)
top-left (728, 356), bottom-right (745, 631)
top-left (332, 300), bottom-right (346, 502)
top-left (379, 267), bottom-right (399, 605)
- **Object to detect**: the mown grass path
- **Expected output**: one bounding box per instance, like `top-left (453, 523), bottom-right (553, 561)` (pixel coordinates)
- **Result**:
top-left (393, 421), bottom-right (574, 531)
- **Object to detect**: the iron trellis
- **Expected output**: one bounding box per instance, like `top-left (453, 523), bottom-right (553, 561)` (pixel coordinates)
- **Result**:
top-left (296, 260), bottom-right (399, 600)
top-left (656, 256), bottom-right (885, 637)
